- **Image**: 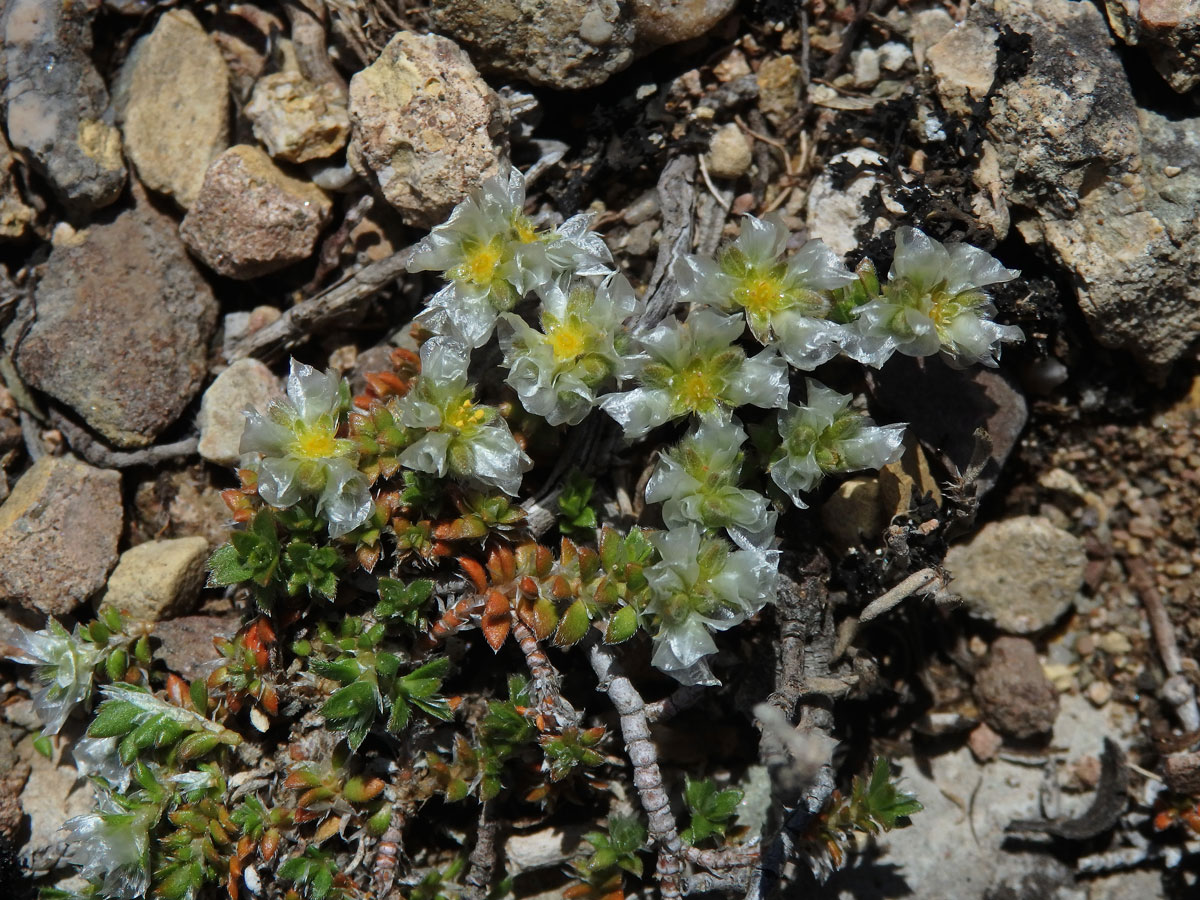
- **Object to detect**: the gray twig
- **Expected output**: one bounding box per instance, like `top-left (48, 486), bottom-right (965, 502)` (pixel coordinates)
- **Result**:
top-left (1126, 555), bottom-right (1200, 731)
top-left (463, 800), bottom-right (499, 900)
top-left (638, 156), bottom-right (696, 331)
top-left (226, 247), bottom-right (415, 362)
top-left (47, 408), bottom-right (198, 469)
top-left (512, 617), bottom-right (579, 729)
top-left (644, 684), bottom-right (707, 724)
top-left (588, 642), bottom-right (684, 899)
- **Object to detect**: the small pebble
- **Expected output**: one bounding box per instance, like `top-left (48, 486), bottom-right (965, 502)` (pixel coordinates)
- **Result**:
top-left (1098, 631), bottom-right (1133, 655)
top-left (1085, 679), bottom-right (1112, 707)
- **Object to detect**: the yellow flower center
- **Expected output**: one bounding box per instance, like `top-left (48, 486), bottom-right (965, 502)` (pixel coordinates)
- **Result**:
top-left (738, 275), bottom-right (784, 315)
top-left (291, 424), bottom-right (339, 460)
top-left (513, 218), bottom-right (539, 244)
top-left (677, 364), bottom-right (719, 411)
top-left (445, 398), bottom-right (487, 432)
top-left (462, 240), bottom-right (503, 285)
top-left (547, 322), bottom-right (588, 362)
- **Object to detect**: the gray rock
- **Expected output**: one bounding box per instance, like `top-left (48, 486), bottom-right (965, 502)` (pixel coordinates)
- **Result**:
top-left (19, 736), bottom-right (92, 876)
top-left (348, 32), bottom-right (505, 228)
top-left (973, 636), bottom-right (1059, 739)
top-left (101, 537), bottom-right (211, 624)
top-left (945, 515), bottom-right (1086, 635)
top-left (180, 144), bottom-right (332, 279)
top-left (131, 465), bottom-right (233, 550)
top-left (0, 456), bottom-right (122, 617)
top-left (15, 201), bottom-right (218, 448)
top-left (430, 0), bottom-right (637, 90)
top-left (245, 71), bottom-right (350, 164)
top-left (197, 359), bottom-right (282, 466)
top-left (153, 614), bottom-right (239, 681)
top-left (1, 0), bottom-right (126, 211)
top-left (116, 9), bottom-right (230, 208)
top-left (1104, 0), bottom-right (1200, 93)
top-left (953, 0), bottom-right (1200, 374)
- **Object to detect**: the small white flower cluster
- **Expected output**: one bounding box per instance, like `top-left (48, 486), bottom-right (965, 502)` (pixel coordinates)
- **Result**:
top-left (675, 215), bottom-right (1023, 371)
top-left (240, 359), bottom-right (372, 537)
top-left (0, 617), bottom-right (102, 735)
top-left (61, 800), bottom-right (154, 900)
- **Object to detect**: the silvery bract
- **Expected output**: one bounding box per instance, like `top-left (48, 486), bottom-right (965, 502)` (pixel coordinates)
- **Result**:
top-left (61, 799), bottom-right (153, 899)
top-left (852, 227), bottom-right (1023, 368)
top-left (600, 307), bottom-right (788, 439)
top-left (0, 617), bottom-right (101, 735)
top-left (642, 525), bottom-right (777, 686)
top-left (411, 166), bottom-right (613, 348)
top-left (240, 359), bottom-right (372, 537)
top-left (500, 273), bottom-right (636, 426)
top-left (644, 418), bottom-right (777, 549)
top-left (676, 213), bottom-right (855, 369)
top-left (769, 379), bottom-right (906, 507)
top-left (396, 337), bottom-right (532, 496)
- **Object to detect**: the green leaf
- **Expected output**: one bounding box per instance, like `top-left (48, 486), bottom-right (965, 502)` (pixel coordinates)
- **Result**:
top-left (604, 604), bottom-right (640, 644)
top-left (208, 542), bottom-right (255, 586)
top-left (552, 599), bottom-right (591, 647)
top-left (863, 757), bottom-right (923, 830)
top-left (556, 471), bottom-right (598, 537)
top-left (321, 679), bottom-right (378, 720)
top-left (88, 700), bottom-right (140, 738)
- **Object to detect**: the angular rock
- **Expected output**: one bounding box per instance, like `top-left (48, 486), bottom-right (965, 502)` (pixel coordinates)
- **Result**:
top-left (117, 9), bottom-right (230, 208)
top-left (101, 537), bottom-right (211, 623)
top-left (973, 636), bottom-right (1059, 739)
top-left (945, 516), bottom-right (1086, 635)
top-left (756, 54), bottom-right (801, 125)
top-left (19, 737), bottom-right (93, 875)
top-left (805, 147), bottom-right (886, 257)
top-left (955, 0), bottom-right (1200, 374)
top-left (16, 202), bottom-right (218, 448)
top-left (869, 356), bottom-right (1027, 499)
top-left (430, 0), bottom-right (637, 90)
top-left (631, 0), bottom-right (737, 47)
top-left (197, 359), bottom-right (282, 465)
top-left (181, 144), bottom-right (332, 279)
top-left (1, 0), bottom-right (126, 211)
top-left (0, 456), bottom-right (122, 616)
top-left (0, 723), bottom-right (30, 840)
top-left (705, 123), bottom-right (752, 179)
top-left (348, 32), bottom-right (504, 228)
top-left (1104, 0), bottom-right (1200, 93)
top-left (245, 71), bottom-right (350, 164)
top-left (926, 19), bottom-right (997, 117)
top-left (153, 614), bottom-right (239, 681)
top-left (0, 133), bottom-right (34, 240)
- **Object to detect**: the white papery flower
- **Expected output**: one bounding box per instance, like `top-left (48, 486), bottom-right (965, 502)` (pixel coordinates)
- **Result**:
top-left (411, 166), bottom-right (613, 348)
top-left (676, 213), bottom-right (855, 369)
top-left (61, 800), bottom-right (154, 899)
top-left (396, 337), bottom-right (532, 495)
top-left (74, 735), bottom-right (132, 790)
top-left (239, 359), bottom-right (372, 537)
top-left (599, 308), bottom-right (788, 439)
top-left (500, 273), bottom-right (636, 425)
top-left (852, 227), bottom-right (1023, 368)
top-left (0, 617), bottom-right (101, 735)
top-left (769, 379), bottom-right (905, 507)
top-left (641, 525), bottom-right (777, 686)
top-left (644, 418), bottom-right (776, 548)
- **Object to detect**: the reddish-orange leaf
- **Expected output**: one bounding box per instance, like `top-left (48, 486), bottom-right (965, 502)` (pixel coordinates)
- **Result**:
top-left (261, 829), bottom-right (281, 861)
top-left (481, 590), bottom-right (512, 652)
top-left (166, 674), bottom-right (189, 707)
top-left (459, 557), bottom-right (488, 594)
top-left (314, 816), bottom-right (342, 843)
top-left (260, 687), bottom-right (279, 716)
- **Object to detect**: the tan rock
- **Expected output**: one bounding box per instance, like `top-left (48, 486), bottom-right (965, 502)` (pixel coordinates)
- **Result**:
top-left (973, 636), bottom-right (1060, 739)
top-left (246, 71), bottom-right (350, 164)
top-left (101, 536), bottom-right (211, 623)
top-left (927, 21), bottom-right (997, 117)
top-left (820, 478), bottom-right (884, 550)
top-left (0, 456), bottom-right (122, 616)
top-left (879, 439), bottom-right (942, 521)
top-left (631, 0), bottom-right (737, 47)
top-left (181, 145), bottom-right (331, 279)
top-left (348, 32), bottom-right (505, 228)
top-left (119, 9), bottom-right (230, 208)
top-left (704, 123), bottom-right (752, 179)
top-left (946, 515), bottom-right (1086, 634)
top-left (756, 55), bottom-right (801, 125)
top-left (0, 131), bottom-right (33, 240)
top-left (197, 359), bottom-right (282, 465)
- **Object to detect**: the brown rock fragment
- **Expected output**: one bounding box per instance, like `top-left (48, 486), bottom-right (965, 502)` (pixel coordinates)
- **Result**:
top-left (0, 456), bottom-right (122, 616)
top-left (181, 144), bottom-right (332, 279)
top-left (973, 637), bottom-right (1060, 739)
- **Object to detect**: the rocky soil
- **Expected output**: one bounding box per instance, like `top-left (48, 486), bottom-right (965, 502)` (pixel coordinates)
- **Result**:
top-left (3, 1), bottom-right (1200, 899)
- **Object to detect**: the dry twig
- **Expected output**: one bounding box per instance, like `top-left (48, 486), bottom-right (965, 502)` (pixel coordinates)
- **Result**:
top-left (47, 408), bottom-right (198, 469)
